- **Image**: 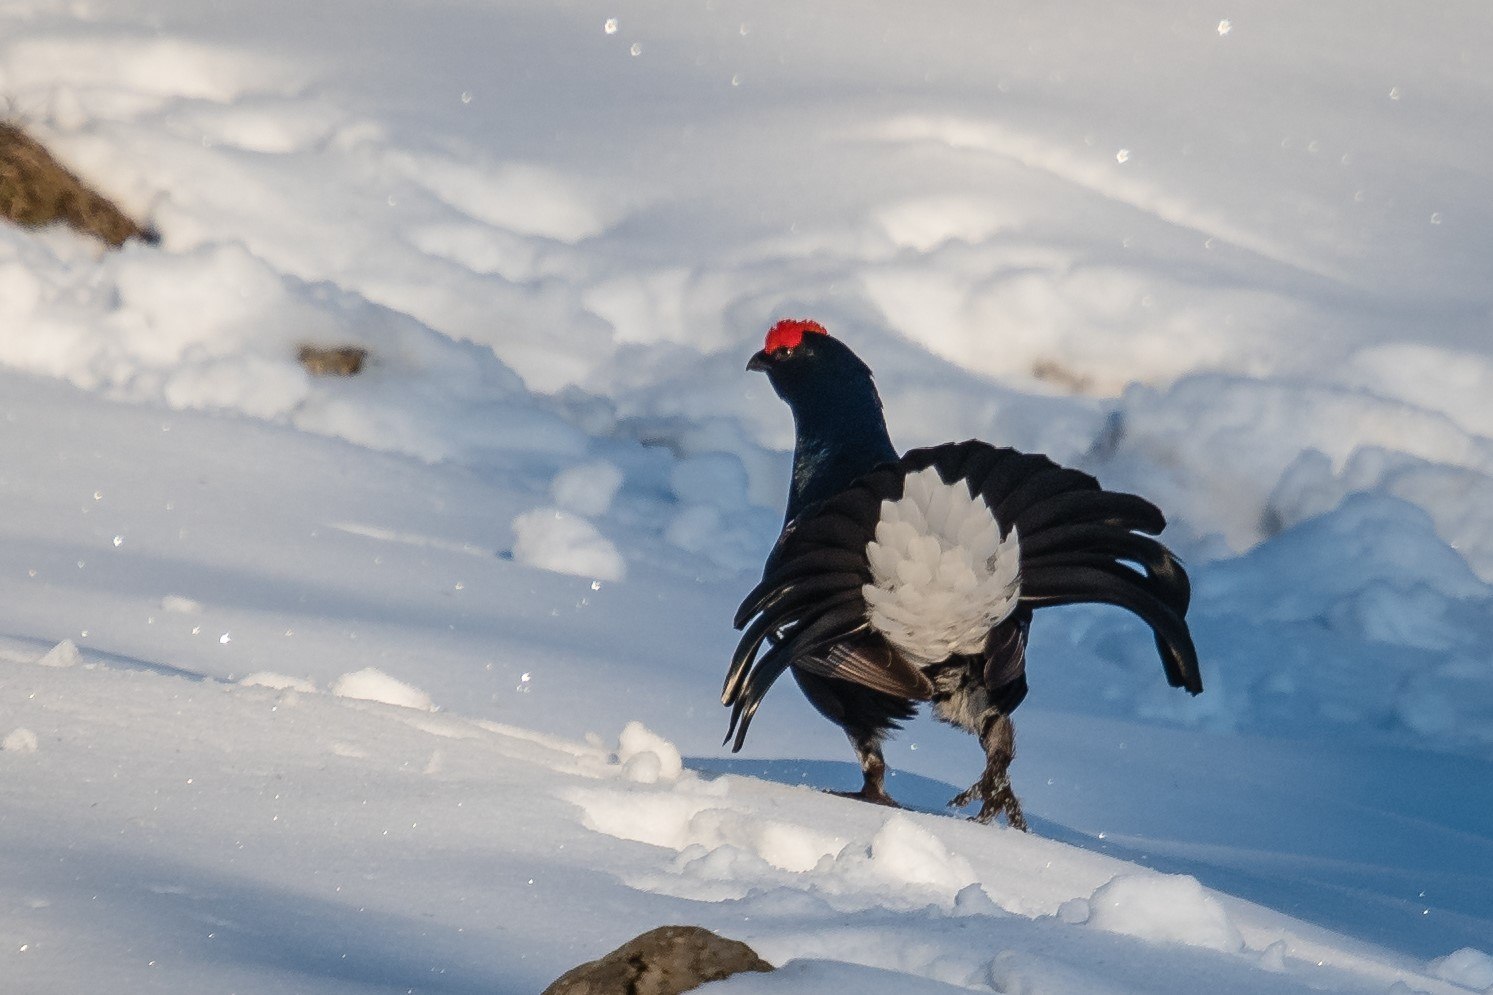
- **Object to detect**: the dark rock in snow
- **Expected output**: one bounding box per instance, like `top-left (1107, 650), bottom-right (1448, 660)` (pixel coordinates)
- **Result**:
top-left (298, 345), bottom-right (369, 377)
top-left (541, 925), bottom-right (773, 995)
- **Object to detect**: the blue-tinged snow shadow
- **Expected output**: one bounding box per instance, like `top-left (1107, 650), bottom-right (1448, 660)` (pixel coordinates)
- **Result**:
top-left (686, 756), bottom-right (984, 819)
top-left (0, 630), bottom-right (214, 682)
top-left (0, 836), bottom-right (556, 995)
top-left (1039, 822), bottom-right (1493, 961)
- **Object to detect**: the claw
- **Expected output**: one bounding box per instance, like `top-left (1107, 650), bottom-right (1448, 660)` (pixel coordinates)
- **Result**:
top-left (828, 786), bottom-right (902, 808)
top-left (948, 777), bottom-right (1028, 831)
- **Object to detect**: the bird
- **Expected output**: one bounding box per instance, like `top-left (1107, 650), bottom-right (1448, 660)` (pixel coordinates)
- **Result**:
top-left (723, 319), bottom-right (1201, 829)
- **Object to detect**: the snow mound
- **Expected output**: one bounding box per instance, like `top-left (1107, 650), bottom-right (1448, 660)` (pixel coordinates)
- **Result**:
top-left (511, 507), bottom-right (625, 582)
top-left (329, 668), bottom-right (434, 711)
top-left (858, 815), bottom-right (980, 897)
top-left (616, 720), bottom-right (682, 784)
top-left (984, 949), bottom-right (1132, 995)
top-left (1087, 873), bottom-right (1243, 953)
top-left (1431, 948), bottom-right (1493, 992)
top-left (239, 672), bottom-right (316, 693)
top-left (1139, 493), bottom-right (1493, 757)
top-left (570, 781), bottom-right (988, 913)
top-left (35, 639), bottom-right (80, 668)
top-left (1109, 371), bottom-right (1493, 559)
top-left (550, 460), bottom-right (624, 518)
top-left (2, 728), bottom-right (39, 752)
top-left (160, 595), bottom-right (202, 614)
top-left (0, 231), bottom-right (586, 469)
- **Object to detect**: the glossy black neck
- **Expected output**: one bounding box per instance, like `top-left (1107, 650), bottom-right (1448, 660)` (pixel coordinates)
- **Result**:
top-left (784, 379), bottom-right (897, 522)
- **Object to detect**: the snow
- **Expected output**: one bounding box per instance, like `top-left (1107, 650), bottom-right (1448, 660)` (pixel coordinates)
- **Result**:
top-left (1431, 949), bottom-right (1493, 992)
top-left (2, 727), bottom-right (39, 753)
top-left (330, 667), bottom-right (435, 711)
top-left (34, 638), bottom-right (79, 669)
top-left (240, 671), bottom-right (317, 694)
top-left (511, 507), bottom-right (626, 582)
top-left (550, 460), bottom-right (625, 519)
top-left (0, 0), bottom-right (1491, 991)
top-left (616, 720), bottom-right (684, 784)
top-left (1087, 872), bottom-right (1244, 954)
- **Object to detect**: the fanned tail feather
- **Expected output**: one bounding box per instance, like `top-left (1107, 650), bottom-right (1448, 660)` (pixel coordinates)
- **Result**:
top-left (905, 441), bottom-right (1199, 695)
top-left (726, 599), bottom-right (870, 750)
top-left (724, 587), bottom-right (863, 706)
top-left (1023, 565), bottom-right (1200, 693)
top-left (1015, 489), bottom-right (1166, 535)
top-left (734, 547), bottom-right (868, 626)
top-left (1019, 522), bottom-right (1191, 612)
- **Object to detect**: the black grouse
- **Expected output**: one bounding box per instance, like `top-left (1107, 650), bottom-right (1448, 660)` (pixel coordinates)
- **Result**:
top-left (724, 319), bottom-right (1201, 829)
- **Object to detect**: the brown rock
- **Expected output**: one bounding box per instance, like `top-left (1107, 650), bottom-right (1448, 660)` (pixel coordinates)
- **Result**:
top-left (298, 345), bottom-right (368, 377)
top-left (541, 925), bottom-right (774, 995)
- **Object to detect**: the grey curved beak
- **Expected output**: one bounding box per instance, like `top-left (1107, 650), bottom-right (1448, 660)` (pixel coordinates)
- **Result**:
top-left (746, 350), bottom-right (772, 372)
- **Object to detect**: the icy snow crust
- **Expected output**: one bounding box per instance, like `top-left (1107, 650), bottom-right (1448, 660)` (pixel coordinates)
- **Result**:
top-left (1, 0), bottom-right (1492, 991)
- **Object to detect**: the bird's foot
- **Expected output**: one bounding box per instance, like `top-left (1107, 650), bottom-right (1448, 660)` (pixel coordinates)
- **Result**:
top-left (827, 785), bottom-right (902, 808)
top-left (949, 777), bottom-right (1028, 831)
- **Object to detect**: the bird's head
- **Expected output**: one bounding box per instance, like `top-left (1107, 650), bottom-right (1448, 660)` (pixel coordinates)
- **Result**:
top-left (748, 318), bottom-right (897, 515)
top-left (747, 319), bottom-right (877, 406)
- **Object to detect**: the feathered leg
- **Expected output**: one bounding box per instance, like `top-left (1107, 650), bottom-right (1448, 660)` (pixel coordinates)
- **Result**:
top-left (950, 712), bottom-right (1027, 830)
top-left (831, 730), bottom-right (899, 806)
top-left (928, 654), bottom-right (1029, 831)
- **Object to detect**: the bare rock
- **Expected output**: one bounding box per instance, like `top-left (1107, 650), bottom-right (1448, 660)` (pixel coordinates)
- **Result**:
top-left (298, 345), bottom-right (368, 376)
top-left (541, 925), bottom-right (773, 995)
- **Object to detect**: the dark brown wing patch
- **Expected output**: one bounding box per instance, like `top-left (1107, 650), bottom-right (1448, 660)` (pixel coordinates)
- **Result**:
top-left (794, 638), bottom-right (935, 701)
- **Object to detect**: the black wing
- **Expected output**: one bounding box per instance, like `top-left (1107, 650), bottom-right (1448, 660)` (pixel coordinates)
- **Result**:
top-left (722, 467), bottom-right (929, 751)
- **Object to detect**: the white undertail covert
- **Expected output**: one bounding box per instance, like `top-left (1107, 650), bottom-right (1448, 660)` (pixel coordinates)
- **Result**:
top-left (862, 466), bottom-right (1021, 665)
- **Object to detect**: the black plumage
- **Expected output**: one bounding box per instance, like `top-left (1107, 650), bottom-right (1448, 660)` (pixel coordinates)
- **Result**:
top-left (724, 320), bottom-right (1202, 828)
